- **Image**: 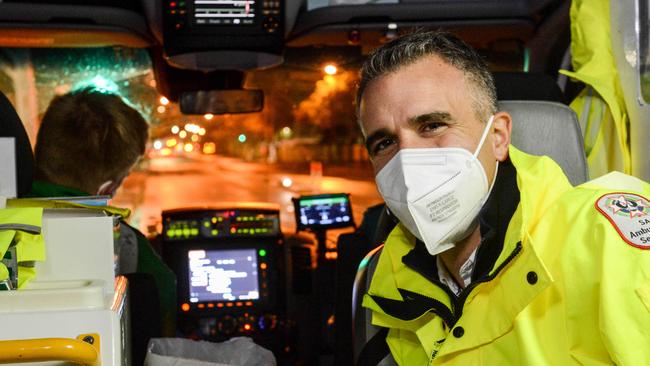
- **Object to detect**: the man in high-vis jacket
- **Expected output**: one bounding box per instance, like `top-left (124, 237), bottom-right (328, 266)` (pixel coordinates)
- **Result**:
top-left (357, 31), bottom-right (650, 365)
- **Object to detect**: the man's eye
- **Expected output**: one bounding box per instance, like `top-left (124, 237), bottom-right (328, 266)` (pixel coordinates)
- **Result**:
top-left (372, 138), bottom-right (395, 155)
top-left (421, 122), bottom-right (445, 133)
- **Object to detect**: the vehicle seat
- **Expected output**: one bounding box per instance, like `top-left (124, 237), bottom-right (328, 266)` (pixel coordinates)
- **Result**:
top-left (0, 91), bottom-right (34, 197)
top-left (494, 72), bottom-right (566, 104)
top-left (352, 100), bottom-right (588, 365)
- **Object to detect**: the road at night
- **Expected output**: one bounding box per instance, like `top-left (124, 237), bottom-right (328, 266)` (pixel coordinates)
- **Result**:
top-left (113, 154), bottom-right (384, 237)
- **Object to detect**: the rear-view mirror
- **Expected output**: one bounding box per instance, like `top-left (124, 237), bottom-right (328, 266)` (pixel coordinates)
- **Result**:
top-left (180, 90), bottom-right (264, 114)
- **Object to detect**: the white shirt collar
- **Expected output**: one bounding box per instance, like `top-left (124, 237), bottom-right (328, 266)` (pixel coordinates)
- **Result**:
top-left (436, 248), bottom-right (478, 296)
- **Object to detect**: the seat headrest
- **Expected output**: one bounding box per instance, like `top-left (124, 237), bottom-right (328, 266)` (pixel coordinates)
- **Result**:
top-left (0, 92), bottom-right (34, 197)
top-left (499, 100), bottom-right (588, 185)
top-left (494, 72), bottom-right (565, 103)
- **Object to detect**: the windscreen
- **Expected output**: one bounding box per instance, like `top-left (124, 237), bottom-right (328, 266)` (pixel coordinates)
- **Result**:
top-left (188, 248), bottom-right (260, 302)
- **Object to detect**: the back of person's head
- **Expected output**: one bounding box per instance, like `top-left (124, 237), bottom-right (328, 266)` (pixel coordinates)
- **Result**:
top-left (34, 87), bottom-right (148, 194)
top-left (357, 30), bottom-right (497, 121)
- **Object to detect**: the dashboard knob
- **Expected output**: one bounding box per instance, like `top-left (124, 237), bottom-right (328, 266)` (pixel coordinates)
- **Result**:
top-left (218, 315), bottom-right (238, 335)
top-left (258, 314), bottom-right (277, 332)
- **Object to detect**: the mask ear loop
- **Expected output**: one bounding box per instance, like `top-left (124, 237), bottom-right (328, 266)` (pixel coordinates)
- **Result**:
top-left (472, 115), bottom-right (495, 160)
top-left (473, 115), bottom-right (499, 198)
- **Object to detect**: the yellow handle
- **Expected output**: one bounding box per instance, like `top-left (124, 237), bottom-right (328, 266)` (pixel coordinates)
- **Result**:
top-left (0, 333), bottom-right (100, 366)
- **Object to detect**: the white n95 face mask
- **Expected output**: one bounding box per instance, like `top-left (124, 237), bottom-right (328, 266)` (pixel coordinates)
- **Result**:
top-left (375, 116), bottom-right (498, 256)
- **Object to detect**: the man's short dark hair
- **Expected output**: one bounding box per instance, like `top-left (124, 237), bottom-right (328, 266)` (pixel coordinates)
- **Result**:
top-left (34, 87), bottom-right (148, 193)
top-left (357, 30), bottom-right (497, 121)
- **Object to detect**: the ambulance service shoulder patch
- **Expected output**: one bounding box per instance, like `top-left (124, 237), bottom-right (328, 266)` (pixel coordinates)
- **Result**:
top-left (596, 193), bottom-right (650, 249)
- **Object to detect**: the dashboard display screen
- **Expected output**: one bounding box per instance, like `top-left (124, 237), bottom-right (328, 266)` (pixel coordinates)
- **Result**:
top-left (193, 0), bottom-right (256, 25)
top-left (188, 249), bottom-right (259, 302)
top-left (296, 194), bottom-right (354, 230)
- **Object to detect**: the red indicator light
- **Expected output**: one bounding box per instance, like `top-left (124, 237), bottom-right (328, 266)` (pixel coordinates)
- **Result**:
top-left (181, 303), bottom-right (190, 312)
top-left (170, 1), bottom-right (177, 7)
top-left (217, 303), bottom-right (224, 308)
top-left (236, 302), bottom-right (243, 307)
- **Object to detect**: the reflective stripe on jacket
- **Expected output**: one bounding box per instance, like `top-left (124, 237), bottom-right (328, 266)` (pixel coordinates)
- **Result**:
top-left (0, 207), bottom-right (44, 288)
top-left (363, 145), bottom-right (650, 365)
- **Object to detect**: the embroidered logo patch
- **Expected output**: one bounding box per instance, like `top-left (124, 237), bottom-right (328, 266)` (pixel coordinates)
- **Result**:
top-left (596, 193), bottom-right (650, 249)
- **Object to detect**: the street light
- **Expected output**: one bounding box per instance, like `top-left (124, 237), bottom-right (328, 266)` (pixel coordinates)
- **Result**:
top-left (238, 134), bottom-right (247, 143)
top-left (171, 125), bottom-right (180, 134)
top-left (159, 96), bottom-right (170, 106)
top-left (281, 126), bottom-right (292, 138)
top-left (204, 113), bottom-right (214, 121)
top-left (324, 64), bottom-right (338, 75)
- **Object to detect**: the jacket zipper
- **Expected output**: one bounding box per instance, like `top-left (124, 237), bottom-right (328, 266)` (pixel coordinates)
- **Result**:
top-left (432, 242), bottom-right (523, 327)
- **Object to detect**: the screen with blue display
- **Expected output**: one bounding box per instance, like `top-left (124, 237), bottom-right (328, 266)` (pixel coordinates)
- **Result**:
top-left (296, 194), bottom-right (353, 230)
top-left (193, 0), bottom-right (256, 26)
top-left (188, 248), bottom-right (259, 303)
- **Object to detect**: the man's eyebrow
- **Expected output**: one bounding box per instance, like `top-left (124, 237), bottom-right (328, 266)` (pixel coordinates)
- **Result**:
top-left (407, 111), bottom-right (454, 127)
top-left (365, 128), bottom-right (392, 152)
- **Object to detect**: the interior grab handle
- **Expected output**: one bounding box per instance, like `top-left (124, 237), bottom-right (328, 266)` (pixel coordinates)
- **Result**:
top-left (0, 333), bottom-right (100, 366)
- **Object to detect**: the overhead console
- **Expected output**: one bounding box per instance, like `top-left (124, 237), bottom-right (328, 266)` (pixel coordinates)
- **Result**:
top-left (161, 0), bottom-right (285, 70)
top-left (0, 1), bottom-right (153, 48)
top-left (287, 0), bottom-right (561, 51)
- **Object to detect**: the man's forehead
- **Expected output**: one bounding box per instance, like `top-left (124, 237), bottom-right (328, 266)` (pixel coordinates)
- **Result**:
top-left (358, 57), bottom-right (469, 135)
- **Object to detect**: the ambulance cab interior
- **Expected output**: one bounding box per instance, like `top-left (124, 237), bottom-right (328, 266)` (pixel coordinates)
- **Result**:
top-left (0, 0), bottom-right (648, 365)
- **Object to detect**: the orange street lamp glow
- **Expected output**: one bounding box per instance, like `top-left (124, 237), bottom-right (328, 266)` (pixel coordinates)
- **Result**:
top-left (324, 64), bottom-right (337, 75)
top-left (204, 113), bottom-right (214, 120)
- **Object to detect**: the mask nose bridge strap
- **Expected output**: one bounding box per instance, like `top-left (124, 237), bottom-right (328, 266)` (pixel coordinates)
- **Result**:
top-left (472, 115), bottom-right (495, 160)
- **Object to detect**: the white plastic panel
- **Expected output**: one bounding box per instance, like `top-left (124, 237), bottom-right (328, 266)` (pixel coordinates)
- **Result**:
top-left (36, 209), bottom-right (116, 302)
top-left (0, 137), bottom-right (17, 198)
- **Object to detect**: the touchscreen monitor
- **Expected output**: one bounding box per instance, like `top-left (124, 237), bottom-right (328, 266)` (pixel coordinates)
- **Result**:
top-left (192, 0), bottom-right (257, 26)
top-left (188, 248), bottom-right (259, 303)
top-left (294, 193), bottom-right (354, 231)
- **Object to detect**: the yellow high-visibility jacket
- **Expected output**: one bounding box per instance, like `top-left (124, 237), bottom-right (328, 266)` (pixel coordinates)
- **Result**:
top-left (0, 207), bottom-right (44, 288)
top-left (561, 0), bottom-right (631, 178)
top-left (363, 146), bottom-right (650, 365)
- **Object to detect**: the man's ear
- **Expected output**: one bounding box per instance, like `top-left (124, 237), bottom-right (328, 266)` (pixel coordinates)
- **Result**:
top-left (96, 180), bottom-right (119, 197)
top-left (491, 111), bottom-right (512, 162)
